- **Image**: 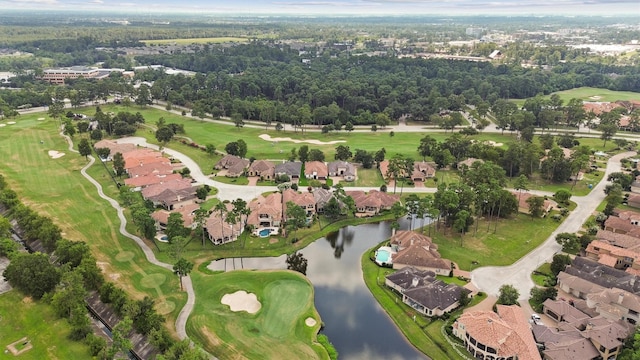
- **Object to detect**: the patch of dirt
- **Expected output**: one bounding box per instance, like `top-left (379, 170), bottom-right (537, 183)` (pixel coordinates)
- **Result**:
top-left (200, 326), bottom-right (222, 347)
top-left (155, 300), bottom-right (176, 315)
top-left (269, 238), bottom-right (278, 244)
top-left (22, 297), bottom-right (32, 304)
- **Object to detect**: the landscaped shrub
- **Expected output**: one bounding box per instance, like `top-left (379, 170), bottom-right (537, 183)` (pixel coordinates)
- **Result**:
top-left (318, 334), bottom-right (338, 360)
top-left (85, 333), bottom-right (107, 356)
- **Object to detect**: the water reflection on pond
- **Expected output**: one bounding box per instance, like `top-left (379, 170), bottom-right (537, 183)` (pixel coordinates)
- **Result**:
top-left (209, 219), bottom-right (428, 360)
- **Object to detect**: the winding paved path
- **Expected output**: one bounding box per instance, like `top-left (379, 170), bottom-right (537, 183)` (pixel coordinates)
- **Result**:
top-left (471, 151), bottom-right (635, 299)
top-left (60, 132), bottom-right (195, 341)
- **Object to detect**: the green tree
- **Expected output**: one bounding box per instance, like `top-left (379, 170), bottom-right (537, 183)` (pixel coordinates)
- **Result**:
top-left (556, 232), bottom-right (580, 253)
top-left (63, 119), bottom-right (76, 137)
top-left (3, 252), bottom-right (60, 299)
top-left (0, 237), bottom-right (18, 258)
top-left (51, 269), bottom-right (87, 318)
top-left (155, 126), bottom-right (174, 147)
top-left (78, 138), bottom-right (92, 159)
top-left (168, 235), bottom-right (189, 261)
top-left (165, 213), bottom-right (189, 241)
top-left (106, 317), bottom-right (133, 359)
top-left (514, 174), bottom-right (529, 204)
top-left (298, 145), bottom-right (310, 163)
top-left (113, 152), bottom-right (125, 177)
top-left (418, 135), bottom-right (438, 161)
top-left (526, 196), bottom-right (545, 218)
top-left (309, 149), bottom-right (325, 162)
top-left (285, 201), bottom-right (307, 240)
top-left (344, 121), bottom-right (354, 133)
top-left (173, 258), bottom-right (193, 291)
top-left (205, 144), bottom-right (216, 156)
top-left (530, 287), bottom-right (557, 312)
top-left (335, 145), bottom-right (352, 161)
top-left (286, 252), bottom-right (308, 275)
top-left (599, 123), bottom-right (617, 148)
top-left (135, 84), bottom-right (151, 107)
top-left (195, 186), bottom-right (209, 200)
top-left (550, 254), bottom-right (572, 277)
top-left (497, 284), bottom-right (519, 305)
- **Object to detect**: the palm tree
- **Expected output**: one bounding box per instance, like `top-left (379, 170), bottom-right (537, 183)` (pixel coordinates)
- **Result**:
top-left (214, 202), bottom-right (227, 244)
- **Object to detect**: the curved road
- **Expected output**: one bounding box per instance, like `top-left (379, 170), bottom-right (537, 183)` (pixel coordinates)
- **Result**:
top-left (60, 132), bottom-right (195, 341)
top-left (471, 151), bottom-right (635, 299)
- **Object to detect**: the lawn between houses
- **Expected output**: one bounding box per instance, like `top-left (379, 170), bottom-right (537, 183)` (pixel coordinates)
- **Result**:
top-left (186, 270), bottom-right (329, 360)
top-left (0, 290), bottom-right (90, 360)
top-left (0, 115), bottom-right (186, 335)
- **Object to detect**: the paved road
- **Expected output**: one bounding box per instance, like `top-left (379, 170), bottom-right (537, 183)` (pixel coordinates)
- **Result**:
top-left (60, 132), bottom-right (196, 341)
top-left (471, 151), bottom-right (635, 300)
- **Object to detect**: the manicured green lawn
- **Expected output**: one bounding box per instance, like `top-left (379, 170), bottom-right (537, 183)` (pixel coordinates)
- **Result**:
top-left (347, 167), bottom-right (384, 187)
top-left (0, 115), bottom-right (186, 334)
top-left (532, 263), bottom-right (553, 286)
top-left (511, 87), bottom-right (640, 107)
top-left (424, 213), bottom-right (559, 271)
top-left (187, 270), bottom-right (328, 360)
top-left (0, 290), bottom-right (90, 360)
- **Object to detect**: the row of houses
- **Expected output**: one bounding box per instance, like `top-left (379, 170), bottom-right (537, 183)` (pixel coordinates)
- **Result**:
top-left (379, 160), bottom-right (437, 183)
top-left (214, 155), bottom-right (356, 182)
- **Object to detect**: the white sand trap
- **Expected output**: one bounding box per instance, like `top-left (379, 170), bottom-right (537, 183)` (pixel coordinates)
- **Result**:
top-left (37, 117), bottom-right (45, 121)
top-left (48, 150), bottom-right (65, 159)
top-left (589, 96), bottom-right (602, 100)
top-left (259, 134), bottom-right (346, 145)
top-left (305, 317), bottom-right (317, 327)
top-left (484, 140), bottom-right (503, 147)
top-left (7, 121), bottom-right (16, 125)
top-left (221, 290), bottom-right (261, 314)
top-left (0, 124), bottom-right (5, 127)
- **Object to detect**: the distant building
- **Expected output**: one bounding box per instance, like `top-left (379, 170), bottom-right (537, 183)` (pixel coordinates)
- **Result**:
top-left (42, 66), bottom-right (109, 84)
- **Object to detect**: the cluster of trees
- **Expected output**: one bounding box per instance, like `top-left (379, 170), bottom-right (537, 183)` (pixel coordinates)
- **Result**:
top-left (0, 175), bottom-right (204, 359)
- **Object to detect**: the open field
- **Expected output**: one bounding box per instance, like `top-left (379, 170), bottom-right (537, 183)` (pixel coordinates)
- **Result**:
top-left (424, 212), bottom-right (559, 271)
top-left (0, 291), bottom-right (90, 360)
top-left (141, 37), bottom-right (249, 45)
top-left (346, 167), bottom-right (384, 187)
top-left (0, 115), bottom-right (186, 334)
top-left (187, 270), bottom-right (328, 360)
top-left (512, 87), bottom-right (640, 107)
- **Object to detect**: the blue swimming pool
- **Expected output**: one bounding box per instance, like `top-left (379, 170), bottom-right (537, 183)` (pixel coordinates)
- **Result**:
top-left (375, 249), bottom-right (391, 263)
top-left (258, 228), bottom-right (271, 237)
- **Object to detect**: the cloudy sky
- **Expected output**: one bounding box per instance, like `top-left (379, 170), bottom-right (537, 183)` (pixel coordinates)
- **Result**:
top-left (1, 0), bottom-right (636, 15)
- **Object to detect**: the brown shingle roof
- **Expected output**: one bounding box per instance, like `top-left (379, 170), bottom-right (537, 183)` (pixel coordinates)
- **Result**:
top-left (304, 161), bottom-right (328, 178)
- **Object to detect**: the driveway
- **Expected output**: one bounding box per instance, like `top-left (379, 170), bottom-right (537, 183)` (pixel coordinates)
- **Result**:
top-left (471, 151), bottom-right (635, 300)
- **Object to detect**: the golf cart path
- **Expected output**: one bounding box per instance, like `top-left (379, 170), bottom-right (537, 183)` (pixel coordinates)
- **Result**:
top-left (471, 151), bottom-right (635, 299)
top-left (60, 132), bottom-right (195, 342)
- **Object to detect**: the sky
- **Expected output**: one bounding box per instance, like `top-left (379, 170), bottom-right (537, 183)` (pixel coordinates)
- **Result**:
top-left (0, 0), bottom-right (637, 15)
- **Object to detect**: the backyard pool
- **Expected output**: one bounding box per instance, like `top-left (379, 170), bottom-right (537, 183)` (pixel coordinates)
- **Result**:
top-left (374, 246), bottom-right (394, 266)
top-left (156, 234), bottom-right (169, 243)
top-left (258, 228), bottom-right (270, 238)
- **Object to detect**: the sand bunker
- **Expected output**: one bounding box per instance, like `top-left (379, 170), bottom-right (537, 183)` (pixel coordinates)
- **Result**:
top-left (484, 140), bottom-right (503, 147)
top-left (259, 134), bottom-right (346, 145)
top-left (0, 124), bottom-right (5, 127)
top-left (48, 150), bottom-right (65, 159)
top-left (221, 290), bottom-right (261, 314)
top-left (37, 117), bottom-right (45, 121)
top-left (7, 121), bottom-right (15, 125)
top-left (305, 317), bottom-right (317, 327)
top-left (589, 96), bottom-right (602, 100)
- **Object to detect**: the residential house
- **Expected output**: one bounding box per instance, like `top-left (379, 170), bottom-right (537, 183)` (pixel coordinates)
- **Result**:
top-left (151, 203), bottom-right (200, 231)
top-left (534, 299), bottom-right (633, 360)
top-left (385, 267), bottom-right (468, 317)
top-left (214, 155), bottom-right (249, 177)
top-left (585, 240), bottom-right (640, 275)
top-left (488, 50), bottom-right (503, 59)
top-left (127, 161), bottom-right (174, 179)
top-left (247, 160), bottom-right (275, 180)
top-left (627, 193), bottom-right (640, 208)
top-left (585, 288), bottom-right (640, 325)
top-left (123, 149), bottom-right (168, 170)
top-left (124, 173), bottom-right (182, 189)
top-left (93, 139), bottom-right (136, 160)
top-left (411, 161), bottom-right (436, 182)
top-left (582, 102), bottom-right (623, 116)
top-left (452, 305), bottom-right (541, 360)
top-left (457, 158), bottom-right (484, 172)
top-left (246, 192), bottom-right (283, 229)
top-left (283, 189), bottom-right (316, 217)
top-left (313, 188), bottom-right (336, 214)
top-left (275, 161), bottom-right (302, 181)
top-left (389, 231), bottom-right (452, 275)
top-left (141, 178), bottom-right (195, 210)
top-left (346, 190), bottom-right (400, 217)
top-left (205, 204), bottom-right (243, 245)
top-left (327, 161), bottom-right (356, 182)
top-left (304, 161), bottom-right (328, 180)
top-left (512, 191), bottom-right (556, 215)
top-left (560, 257), bottom-right (640, 296)
top-left (630, 175), bottom-right (640, 194)
top-left (604, 211), bottom-right (640, 236)
top-left (379, 160), bottom-right (390, 180)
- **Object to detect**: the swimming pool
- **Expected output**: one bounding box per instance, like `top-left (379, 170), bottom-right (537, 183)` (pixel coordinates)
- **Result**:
top-left (375, 247), bottom-right (393, 266)
top-left (157, 235), bottom-right (169, 243)
top-left (258, 228), bottom-right (271, 238)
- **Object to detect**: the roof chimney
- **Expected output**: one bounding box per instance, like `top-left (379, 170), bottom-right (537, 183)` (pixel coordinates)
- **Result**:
top-left (411, 277), bottom-right (419, 288)
top-left (618, 292), bottom-right (625, 304)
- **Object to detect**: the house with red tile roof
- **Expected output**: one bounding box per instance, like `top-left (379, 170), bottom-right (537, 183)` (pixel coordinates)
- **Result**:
top-left (93, 139), bottom-right (136, 160)
top-left (511, 191), bottom-right (556, 216)
top-left (345, 190), bottom-right (400, 217)
top-left (626, 193), bottom-right (640, 208)
top-left (283, 189), bottom-right (316, 218)
top-left (304, 161), bottom-right (328, 180)
top-left (389, 231), bottom-right (452, 275)
top-left (583, 102), bottom-right (623, 116)
top-left (151, 203), bottom-right (200, 231)
top-left (205, 203), bottom-right (243, 245)
top-left (123, 149), bottom-right (168, 169)
top-left (453, 305), bottom-right (541, 360)
top-left (246, 192), bottom-right (283, 229)
top-left (124, 173), bottom-right (182, 189)
top-left (586, 239), bottom-right (640, 275)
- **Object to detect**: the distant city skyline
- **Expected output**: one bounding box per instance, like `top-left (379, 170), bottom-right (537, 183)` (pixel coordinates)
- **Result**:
top-left (0, 0), bottom-right (636, 16)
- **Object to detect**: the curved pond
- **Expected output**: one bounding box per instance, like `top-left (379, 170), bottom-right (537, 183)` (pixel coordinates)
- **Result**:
top-left (209, 218), bottom-right (429, 360)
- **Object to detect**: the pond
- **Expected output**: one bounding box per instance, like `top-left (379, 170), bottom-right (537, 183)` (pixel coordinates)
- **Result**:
top-left (209, 218), bottom-right (429, 360)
